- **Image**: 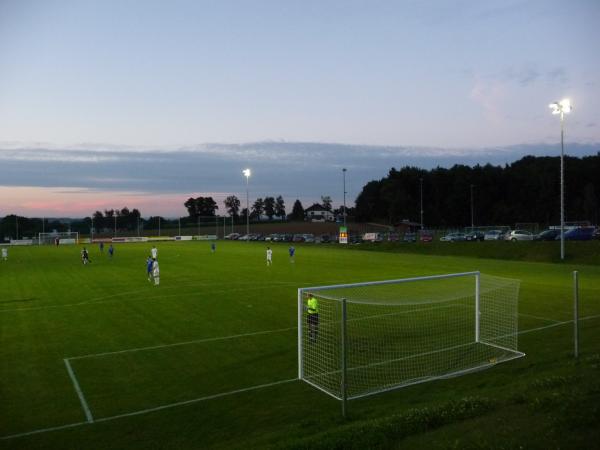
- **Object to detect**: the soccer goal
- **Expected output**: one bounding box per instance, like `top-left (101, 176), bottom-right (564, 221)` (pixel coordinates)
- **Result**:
top-left (298, 272), bottom-right (524, 414)
top-left (38, 232), bottom-right (79, 245)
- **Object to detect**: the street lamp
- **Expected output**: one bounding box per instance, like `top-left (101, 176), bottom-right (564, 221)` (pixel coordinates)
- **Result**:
top-left (342, 168), bottom-right (347, 228)
top-left (549, 98), bottom-right (572, 261)
top-left (243, 168), bottom-right (251, 238)
top-left (419, 177), bottom-right (424, 230)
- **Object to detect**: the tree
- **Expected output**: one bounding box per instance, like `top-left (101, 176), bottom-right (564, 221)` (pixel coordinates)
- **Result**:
top-left (184, 197), bottom-right (218, 219)
top-left (224, 195), bottom-right (241, 218)
top-left (275, 195), bottom-right (286, 219)
top-left (184, 197), bottom-right (199, 219)
top-left (251, 198), bottom-right (264, 219)
top-left (321, 195), bottom-right (332, 211)
top-left (92, 210), bottom-right (104, 230)
top-left (290, 199), bottom-right (304, 221)
top-left (264, 197), bottom-right (275, 220)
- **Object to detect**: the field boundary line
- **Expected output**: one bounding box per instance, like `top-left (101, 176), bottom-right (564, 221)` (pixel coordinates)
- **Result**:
top-left (67, 326), bottom-right (297, 360)
top-left (518, 312), bottom-right (562, 324)
top-left (3, 314), bottom-right (600, 442)
top-left (0, 281), bottom-right (303, 313)
top-left (63, 359), bottom-right (94, 423)
top-left (0, 378), bottom-right (296, 441)
top-left (95, 378), bottom-right (297, 422)
top-left (517, 313), bottom-right (600, 335)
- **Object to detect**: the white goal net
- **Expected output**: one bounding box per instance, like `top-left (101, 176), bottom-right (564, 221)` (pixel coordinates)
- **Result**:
top-left (298, 272), bottom-right (524, 405)
top-left (38, 232), bottom-right (79, 245)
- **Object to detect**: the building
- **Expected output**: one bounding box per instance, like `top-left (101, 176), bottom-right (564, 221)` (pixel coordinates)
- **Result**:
top-left (305, 204), bottom-right (335, 222)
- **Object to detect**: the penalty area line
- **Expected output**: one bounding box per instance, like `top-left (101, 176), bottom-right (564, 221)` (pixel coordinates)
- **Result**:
top-left (64, 359), bottom-right (94, 423)
top-left (0, 378), bottom-right (297, 441)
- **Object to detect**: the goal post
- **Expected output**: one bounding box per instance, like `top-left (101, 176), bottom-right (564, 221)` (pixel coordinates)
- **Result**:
top-left (38, 232), bottom-right (79, 245)
top-left (298, 271), bottom-right (524, 405)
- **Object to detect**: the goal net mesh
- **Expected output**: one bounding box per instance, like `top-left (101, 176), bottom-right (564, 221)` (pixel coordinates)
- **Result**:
top-left (299, 273), bottom-right (523, 401)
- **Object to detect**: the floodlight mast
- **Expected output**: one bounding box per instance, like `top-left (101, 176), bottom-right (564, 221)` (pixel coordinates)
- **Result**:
top-left (342, 168), bottom-right (347, 228)
top-left (549, 99), bottom-right (572, 261)
top-left (243, 169), bottom-right (251, 238)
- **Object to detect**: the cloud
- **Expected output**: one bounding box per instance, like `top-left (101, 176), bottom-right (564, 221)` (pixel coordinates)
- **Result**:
top-left (504, 65), bottom-right (540, 86)
top-left (546, 67), bottom-right (568, 84)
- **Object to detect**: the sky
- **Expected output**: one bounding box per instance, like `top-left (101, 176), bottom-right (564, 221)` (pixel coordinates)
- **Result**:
top-left (0, 0), bottom-right (599, 217)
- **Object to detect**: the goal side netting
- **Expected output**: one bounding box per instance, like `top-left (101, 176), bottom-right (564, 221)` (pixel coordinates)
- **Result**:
top-left (38, 232), bottom-right (80, 245)
top-left (298, 272), bottom-right (524, 402)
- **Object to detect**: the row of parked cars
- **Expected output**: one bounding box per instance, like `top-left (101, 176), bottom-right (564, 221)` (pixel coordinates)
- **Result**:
top-left (223, 227), bottom-right (599, 244)
top-left (224, 232), bottom-right (334, 243)
top-left (440, 227), bottom-right (599, 242)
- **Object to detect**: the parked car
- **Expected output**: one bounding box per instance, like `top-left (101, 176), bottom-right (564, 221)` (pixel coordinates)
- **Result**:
top-left (484, 230), bottom-right (505, 241)
top-left (224, 233), bottom-right (240, 240)
top-left (594, 228), bottom-right (600, 240)
top-left (349, 234), bottom-right (363, 244)
top-left (362, 232), bottom-right (384, 242)
top-left (440, 232), bottom-right (466, 242)
top-left (319, 234), bottom-right (331, 243)
top-left (465, 231), bottom-right (485, 241)
top-left (403, 232), bottom-right (417, 242)
top-left (419, 230), bottom-right (434, 242)
top-left (388, 232), bottom-right (400, 242)
top-left (506, 230), bottom-right (534, 241)
top-left (238, 234), bottom-right (250, 241)
top-left (534, 229), bottom-right (561, 241)
top-left (562, 227), bottom-right (595, 241)
top-left (303, 234), bottom-right (315, 243)
top-left (292, 234), bottom-right (305, 243)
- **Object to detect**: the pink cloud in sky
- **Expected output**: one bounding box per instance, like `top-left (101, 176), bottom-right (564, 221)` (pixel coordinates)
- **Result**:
top-left (0, 186), bottom-right (233, 218)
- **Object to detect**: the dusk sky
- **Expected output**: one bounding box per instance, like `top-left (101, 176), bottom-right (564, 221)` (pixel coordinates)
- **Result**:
top-left (1, 0), bottom-right (599, 217)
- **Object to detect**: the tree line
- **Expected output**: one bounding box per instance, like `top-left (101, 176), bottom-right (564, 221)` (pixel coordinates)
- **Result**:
top-left (355, 153), bottom-right (600, 227)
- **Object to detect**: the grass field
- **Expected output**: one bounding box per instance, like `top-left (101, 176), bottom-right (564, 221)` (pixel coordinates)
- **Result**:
top-left (1, 241), bottom-right (599, 449)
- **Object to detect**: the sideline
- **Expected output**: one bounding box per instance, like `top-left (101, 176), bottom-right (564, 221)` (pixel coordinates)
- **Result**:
top-left (2, 313), bottom-right (600, 442)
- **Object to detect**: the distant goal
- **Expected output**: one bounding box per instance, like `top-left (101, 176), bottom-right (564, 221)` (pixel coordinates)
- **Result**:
top-left (38, 232), bottom-right (79, 245)
top-left (298, 272), bottom-right (524, 412)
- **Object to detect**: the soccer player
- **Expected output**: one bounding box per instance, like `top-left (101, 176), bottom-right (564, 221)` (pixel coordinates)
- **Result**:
top-left (108, 244), bottom-right (114, 258)
top-left (152, 258), bottom-right (160, 285)
top-left (1, 247), bottom-right (7, 261)
top-left (288, 245), bottom-right (295, 263)
top-left (151, 245), bottom-right (158, 260)
top-left (81, 247), bottom-right (91, 265)
top-left (306, 294), bottom-right (319, 342)
top-left (266, 247), bottom-right (273, 266)
top-left (99, 242), bottom-right (104, 252)
top-left (210, 242), bottom-right (216, 253)
top-left (146, 256), bottom-right (154, 282)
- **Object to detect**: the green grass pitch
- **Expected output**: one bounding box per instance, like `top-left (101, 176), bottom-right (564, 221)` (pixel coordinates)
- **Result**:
top-left (1, 241), bottom-right (599, 449)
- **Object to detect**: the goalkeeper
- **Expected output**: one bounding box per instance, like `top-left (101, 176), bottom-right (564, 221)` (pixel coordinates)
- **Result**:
top-left (306, 294), bottom-right (319, 342)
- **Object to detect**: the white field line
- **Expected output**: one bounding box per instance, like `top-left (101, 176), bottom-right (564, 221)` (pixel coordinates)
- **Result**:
top-left (0, 281), bottom-right (300, 313)
top-left (2, 313), bottom-right (600, 442)
top-left (67, 327), bottom-right (297, 361)
top-left (94, 378), bottom-right (296, 423)
top-left (518, 312), bottom-right (562, 324)
top-left (0, 378), bottom-right (296, 441)
top-left (63, 359), bottom-right (94, 423)
top-left (0, 279), bottom-right (346, 313)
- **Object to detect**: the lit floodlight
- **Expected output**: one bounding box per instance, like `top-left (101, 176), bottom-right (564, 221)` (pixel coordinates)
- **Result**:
top-left (559, 98), bottom-right (572, 113)
top-left (549, 99), bottom-right (572, 115)
top-left (243, 168), bottom-right (251, 178)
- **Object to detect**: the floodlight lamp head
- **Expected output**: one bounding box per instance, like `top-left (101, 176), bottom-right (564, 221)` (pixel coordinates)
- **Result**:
top-left (243, 168), bottom-right (251, 178)
top-left (559, 98), bottom-right (572, 113)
